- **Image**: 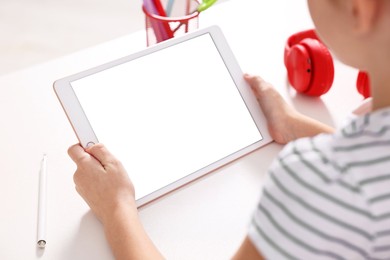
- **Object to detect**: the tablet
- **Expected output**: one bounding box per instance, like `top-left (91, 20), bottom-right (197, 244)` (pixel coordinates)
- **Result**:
top-left (54, 25), bottom-right (272, 207)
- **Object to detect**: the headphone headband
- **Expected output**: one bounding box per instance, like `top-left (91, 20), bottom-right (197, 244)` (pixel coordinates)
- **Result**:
top-left (286, 29), bottom-right (319, 52)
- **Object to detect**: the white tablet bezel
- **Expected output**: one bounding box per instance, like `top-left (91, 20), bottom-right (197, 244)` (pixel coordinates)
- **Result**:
top-left (54, 25), bottom-right (273, 207)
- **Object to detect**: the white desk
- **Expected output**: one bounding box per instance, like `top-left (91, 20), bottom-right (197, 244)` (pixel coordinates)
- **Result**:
top-left (0, 0), bottom-right (365, 259)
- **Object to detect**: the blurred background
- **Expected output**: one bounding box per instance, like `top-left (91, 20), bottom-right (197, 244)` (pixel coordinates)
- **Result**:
top-left (0, 0), bottom-right (143, 75)
top-left (0, 0), bottom-right (228, 76)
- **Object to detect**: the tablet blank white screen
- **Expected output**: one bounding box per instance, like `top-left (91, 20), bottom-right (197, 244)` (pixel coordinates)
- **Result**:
top-left (71, 33), bottom-right (262, 200)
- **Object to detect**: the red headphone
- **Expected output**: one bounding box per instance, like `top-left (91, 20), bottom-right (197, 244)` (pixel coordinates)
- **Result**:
top-left (284, 29), bottom-right (371, 98)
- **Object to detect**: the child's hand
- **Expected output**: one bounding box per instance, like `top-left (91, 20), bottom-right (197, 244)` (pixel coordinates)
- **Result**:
top-left (244, 74), bottom-right (334, 144)
top-left (244, 73), bottom-right (298, 144)
top-left (68, 143), bottom-right (137, 224)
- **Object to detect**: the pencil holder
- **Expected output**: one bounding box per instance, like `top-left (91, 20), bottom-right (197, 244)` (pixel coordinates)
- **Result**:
top-left (142, 0), bottom-right (200, 46)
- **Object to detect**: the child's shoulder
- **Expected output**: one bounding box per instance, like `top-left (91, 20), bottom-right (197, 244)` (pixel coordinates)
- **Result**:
top-left (331, 106), bottom-right (390, 165)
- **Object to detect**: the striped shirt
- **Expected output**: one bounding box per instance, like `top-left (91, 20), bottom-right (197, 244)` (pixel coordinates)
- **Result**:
top-left (248, 107), bottom-right (390, 259)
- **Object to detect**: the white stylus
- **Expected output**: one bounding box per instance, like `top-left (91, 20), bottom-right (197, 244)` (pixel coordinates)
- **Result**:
top-left (37, 154), bottom-right (47, 248)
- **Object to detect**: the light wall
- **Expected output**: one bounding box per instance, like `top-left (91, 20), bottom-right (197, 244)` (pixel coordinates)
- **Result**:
top-left (0, 0), bottom-right (228, 75)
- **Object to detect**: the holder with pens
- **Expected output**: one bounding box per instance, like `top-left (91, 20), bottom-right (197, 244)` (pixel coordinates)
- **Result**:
top-left (143, 0), bottom-right (215, 46)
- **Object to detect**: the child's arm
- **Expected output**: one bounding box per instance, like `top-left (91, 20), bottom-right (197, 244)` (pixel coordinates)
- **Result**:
top-left (244, 74), bottom-right (334, 144)
top-left (232, 236), bottom-right (265, 260)
top-left (68, 144), bottom-right (164, 260)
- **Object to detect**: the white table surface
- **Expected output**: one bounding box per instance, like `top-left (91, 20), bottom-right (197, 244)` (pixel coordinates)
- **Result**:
top-left (0, 0), bottom-right (365, 259)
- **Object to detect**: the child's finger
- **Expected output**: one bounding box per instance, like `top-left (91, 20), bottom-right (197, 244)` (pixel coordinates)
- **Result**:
top-left (86, 143), bottom-right (120, 170)
top-left (244, 74), bottom-right (267, 98)
top-left (68, 144), bottom-right (91, 165)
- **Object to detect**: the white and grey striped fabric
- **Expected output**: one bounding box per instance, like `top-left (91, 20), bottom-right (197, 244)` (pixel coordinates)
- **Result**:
top-left (249, 107), bottom-right (390, 259)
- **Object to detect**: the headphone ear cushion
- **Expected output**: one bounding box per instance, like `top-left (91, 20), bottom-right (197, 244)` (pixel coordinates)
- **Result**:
top-left (285, 44), bottom-right (312, 93)
top-left (299, 38), bottom-right (335, 96)
top-left (356, 71), bottom-right (371, 99)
